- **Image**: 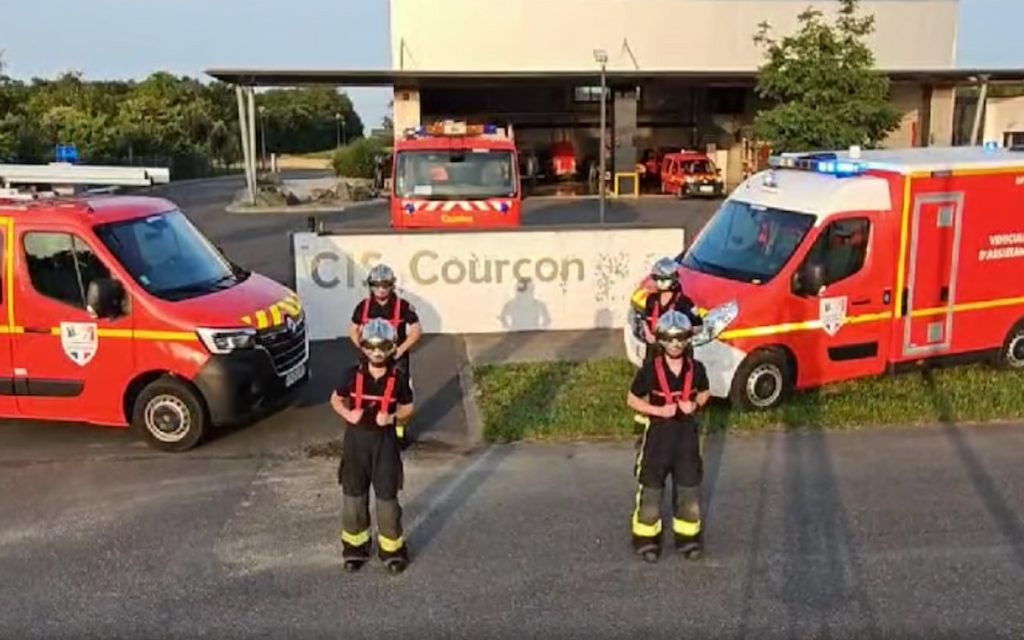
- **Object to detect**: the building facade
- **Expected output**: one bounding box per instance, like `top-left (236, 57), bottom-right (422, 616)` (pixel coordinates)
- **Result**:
top-left (389, 0), bottom-right (961, 188)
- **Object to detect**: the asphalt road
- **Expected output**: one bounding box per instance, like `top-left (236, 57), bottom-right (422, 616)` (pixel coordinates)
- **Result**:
top-left (4, 177), bottom-right (1024, 637)
top-left (4, 426), bottom-right (1024, 638)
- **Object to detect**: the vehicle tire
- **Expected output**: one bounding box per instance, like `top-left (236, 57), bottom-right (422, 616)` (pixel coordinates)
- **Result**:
top-left (131, 376), bottom-right (207, 452)
top-left (997, 321), bottom-right (1024, 370)
top-left (730, 349), bottom-right (792, 411)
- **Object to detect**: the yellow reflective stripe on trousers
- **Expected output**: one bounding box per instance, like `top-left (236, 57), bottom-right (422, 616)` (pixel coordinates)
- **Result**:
top-left (378, 534), bottom-right (405, 553)
top-left (631, 420), bottom-right (662, 538)
top-left (632, 512), bottom-right (662, 538)
top-left (341, 529), bottom-right (370, 547)
top-left (672, 518), bottom-right (701, 537)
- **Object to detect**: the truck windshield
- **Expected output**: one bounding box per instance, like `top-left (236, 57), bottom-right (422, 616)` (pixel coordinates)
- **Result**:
top-left (95, 210), bottom-right (246, 301)
top-left (680, 199), bottom-right (815, 284)
top-left (395, 150), bottom-right (516, 199)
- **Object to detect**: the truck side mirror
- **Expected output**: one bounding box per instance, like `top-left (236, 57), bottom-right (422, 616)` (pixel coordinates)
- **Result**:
top-left (86, 278), bottom-right (125, 319)
top-left (793, 262), bottom-right (826, 297)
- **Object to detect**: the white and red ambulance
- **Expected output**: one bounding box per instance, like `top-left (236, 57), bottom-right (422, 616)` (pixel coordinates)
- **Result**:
top-left (625, 145), bottom-right (1024, 409)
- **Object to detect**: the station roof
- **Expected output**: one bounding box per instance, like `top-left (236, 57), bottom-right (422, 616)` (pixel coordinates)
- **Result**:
top-left (206, 68), bottom-right (1024, 88)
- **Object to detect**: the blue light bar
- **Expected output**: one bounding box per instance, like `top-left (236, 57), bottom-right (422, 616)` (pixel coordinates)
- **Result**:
top-left (768, 155), bottom-right (866, 177)
top-left (483, 124), bottom-right (498, 134)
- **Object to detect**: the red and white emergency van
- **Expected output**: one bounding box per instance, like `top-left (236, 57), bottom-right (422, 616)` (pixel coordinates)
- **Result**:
top-left (0, 164), bottom-right (309, 451)
top-left (391, 121), bottom-right (521, 229)
top-left (625, 145), bottom-right (1024, 409)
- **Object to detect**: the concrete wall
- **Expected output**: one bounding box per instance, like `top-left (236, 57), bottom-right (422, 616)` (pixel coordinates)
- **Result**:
top-left (984, 96), bottom-right (1024, 144)
top-left (294, 228), bottom-right (686, 338)
top-left (391, 0), bottom-right (958, 72)
top-left (392, 89), bottom-right (421, 141)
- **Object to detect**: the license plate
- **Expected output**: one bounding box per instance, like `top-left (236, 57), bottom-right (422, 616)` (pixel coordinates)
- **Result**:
top-left (284, 363), bottom-right (306, 387)
top-left (699, 185), bottom-right (714, 193)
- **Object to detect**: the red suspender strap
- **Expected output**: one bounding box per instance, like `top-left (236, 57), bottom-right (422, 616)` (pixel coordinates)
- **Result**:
top-left (655, 357), bottom-right (674, 402)
top-left (360, 298), bottom-right (370, 324)
top-left (648, 292), bottom-right (680, 330)
top-left (654, 357), bottom-right (695, 406)
top-left (392, 298), bottom-right (402, 328)
top-left (381, 373), bottom-right (397, 413)
top-left (353, 370), bottom-right (365, 411)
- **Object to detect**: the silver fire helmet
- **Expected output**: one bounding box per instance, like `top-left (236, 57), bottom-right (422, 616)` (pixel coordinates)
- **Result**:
top-left (359, 318), bottom-right (398, 356)
top-left (650, 257), bottom-right (680, 290)
top-left (366, 263), bottom-right (396, 288)
top-left (654, 310), bottom-right (694, 343)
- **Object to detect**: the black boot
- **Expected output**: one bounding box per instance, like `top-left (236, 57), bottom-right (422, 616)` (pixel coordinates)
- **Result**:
top-left (343, 557), bottom-right (367, 572)
top-left (675, 531), bottom-right (703, 561)
top-left (381, 545), bottom-right (410, 574)
top-left (633, 535), bottom-right (661, 563)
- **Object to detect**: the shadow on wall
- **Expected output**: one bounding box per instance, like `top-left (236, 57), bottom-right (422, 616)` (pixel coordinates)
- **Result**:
top-left (498, 277), bottom-right (551, 332)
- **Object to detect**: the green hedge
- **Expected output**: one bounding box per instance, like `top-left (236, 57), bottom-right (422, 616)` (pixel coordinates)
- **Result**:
top-left (332, 137), bottom-right (385, 178)
top-left (472, 358), bottom-right (1024, 442)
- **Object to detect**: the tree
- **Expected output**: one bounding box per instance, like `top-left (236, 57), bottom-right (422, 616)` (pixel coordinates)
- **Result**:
top-left (752, 0), bottom-right (901, 152)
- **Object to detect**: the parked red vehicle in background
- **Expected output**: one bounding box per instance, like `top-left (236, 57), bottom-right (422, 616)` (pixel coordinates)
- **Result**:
top-left (661, 151), bottom-right (725, 198)
top-left (391, 121), bottom-right (521, 229)
top-left (549, 141), bottom-right (577, 180)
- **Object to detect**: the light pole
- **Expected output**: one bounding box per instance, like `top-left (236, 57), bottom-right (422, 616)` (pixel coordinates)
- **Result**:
top-left (594, 49), bottom-right (608, 224)
top-left (258, 105), bottom-right (267, 170)
top-left (335, 112), bottom-right (342, 148)
top-left (341, 115), bottom-right (347, 146)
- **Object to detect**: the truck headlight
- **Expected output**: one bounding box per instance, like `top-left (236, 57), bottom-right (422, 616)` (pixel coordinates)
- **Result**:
top-left (196, 327), bottom-right (257, 354)
top-left (692, 300), bottom-right (739, 346)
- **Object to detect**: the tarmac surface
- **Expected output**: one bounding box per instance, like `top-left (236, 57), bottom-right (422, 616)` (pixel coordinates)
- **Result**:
top-left (3, 175), bottom-right (1024, 638)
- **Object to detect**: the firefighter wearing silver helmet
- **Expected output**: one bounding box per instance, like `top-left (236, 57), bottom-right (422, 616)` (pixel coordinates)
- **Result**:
top-left (331, 317), bottom-right (416, 574)
top-left (626, 309), bottom-right (711, 563)
top-left (640, 257), bottom-right (703, 365)
top-left (349, 263), bottom-right (422, 440)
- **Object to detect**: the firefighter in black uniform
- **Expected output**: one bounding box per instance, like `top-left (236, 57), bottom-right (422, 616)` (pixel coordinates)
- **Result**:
top-left (627, 310), bottom-right (711, 563)
top-left (641, 257), bottom-right (703, 365)
top-left (331, 318), bottom-right (415, 574)
top-left (349, 263), bottom-right (422, 440)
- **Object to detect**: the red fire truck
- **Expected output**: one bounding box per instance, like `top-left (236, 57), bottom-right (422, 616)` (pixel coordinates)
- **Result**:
top-left (625, 145), bottom-right (1024, 410)
top-left (0, 163), bottom-right (308, 451)
top-left (391, 121), bottom-right (521, 229)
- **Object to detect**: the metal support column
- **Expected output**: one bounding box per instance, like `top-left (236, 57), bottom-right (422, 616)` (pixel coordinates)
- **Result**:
top-left (247, 87), bottom-right (258, 198)
top-left (971, 75), bottom-right (990, 146)
top-left (235, 86), bottom-right (255, 206)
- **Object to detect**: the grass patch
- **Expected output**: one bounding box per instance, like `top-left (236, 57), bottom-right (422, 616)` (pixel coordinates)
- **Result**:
top-left (472, 358), bottom-right (1024, 442)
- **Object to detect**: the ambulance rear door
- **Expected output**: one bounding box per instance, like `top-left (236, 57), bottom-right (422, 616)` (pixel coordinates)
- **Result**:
top-left (898, 177), bottom-right (966, 359)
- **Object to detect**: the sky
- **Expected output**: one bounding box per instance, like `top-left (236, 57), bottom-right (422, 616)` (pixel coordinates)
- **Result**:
top-left (1, 0), bottom-right (1022, 132)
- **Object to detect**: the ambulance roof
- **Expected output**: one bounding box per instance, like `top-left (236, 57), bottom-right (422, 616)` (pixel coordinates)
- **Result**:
top-left (736, 168), bottom-right (892, 223)
top-left (779, 146), bottom-right (1024, 175)
top-left (0, 195), bottom-right (177, 225)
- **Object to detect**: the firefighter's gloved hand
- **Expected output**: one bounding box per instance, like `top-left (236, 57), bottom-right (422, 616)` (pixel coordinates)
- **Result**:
top-left (376, 411), bottom-right (395, 428)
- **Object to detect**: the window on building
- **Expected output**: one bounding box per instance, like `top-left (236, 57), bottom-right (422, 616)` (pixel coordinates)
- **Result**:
top-left (801, 218), bottom-right (871, 286)
top-left (707, 87), bottom-right (747, 115)
top-left (24, 232), bottom-right (111, 309)
top-left (1005, 131), bottom-right (1024, 149)
top-left (573, 86), bottom-right (609, 103)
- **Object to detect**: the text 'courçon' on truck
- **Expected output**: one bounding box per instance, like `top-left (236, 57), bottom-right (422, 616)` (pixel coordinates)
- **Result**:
top-left (626, 144), bottom-right (1024, 411)
top-left (0, 163), bottom-right (309, 451)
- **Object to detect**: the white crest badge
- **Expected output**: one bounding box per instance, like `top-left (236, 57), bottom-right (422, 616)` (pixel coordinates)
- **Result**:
top-left (819, 296), bottom-right (848, 337)
top-left (60, 322), bottom-right (98, 366)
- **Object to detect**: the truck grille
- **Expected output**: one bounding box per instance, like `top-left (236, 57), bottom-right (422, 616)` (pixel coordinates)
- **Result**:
top-left (256, 313), bottom-right (308, 374)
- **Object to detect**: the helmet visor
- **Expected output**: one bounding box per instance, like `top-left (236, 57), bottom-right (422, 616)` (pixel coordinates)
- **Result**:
top-left (653, 275), bottom-right (676, 290)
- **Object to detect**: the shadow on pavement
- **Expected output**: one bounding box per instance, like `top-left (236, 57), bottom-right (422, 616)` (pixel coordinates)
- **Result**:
top-left (923, 367), bottom-right (1024, 575)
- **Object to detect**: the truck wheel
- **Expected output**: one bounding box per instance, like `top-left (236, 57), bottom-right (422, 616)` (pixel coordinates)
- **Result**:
top-left (131, 377), bottom-right (207, 452)
top-left (730, 349), bottom-right (792, 410)
top-left (998, 322), bottom-right (1024, 370)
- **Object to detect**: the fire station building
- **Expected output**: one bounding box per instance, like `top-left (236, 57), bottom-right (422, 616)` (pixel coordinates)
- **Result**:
top-left (210, 0), bottom-right (1024, 194)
